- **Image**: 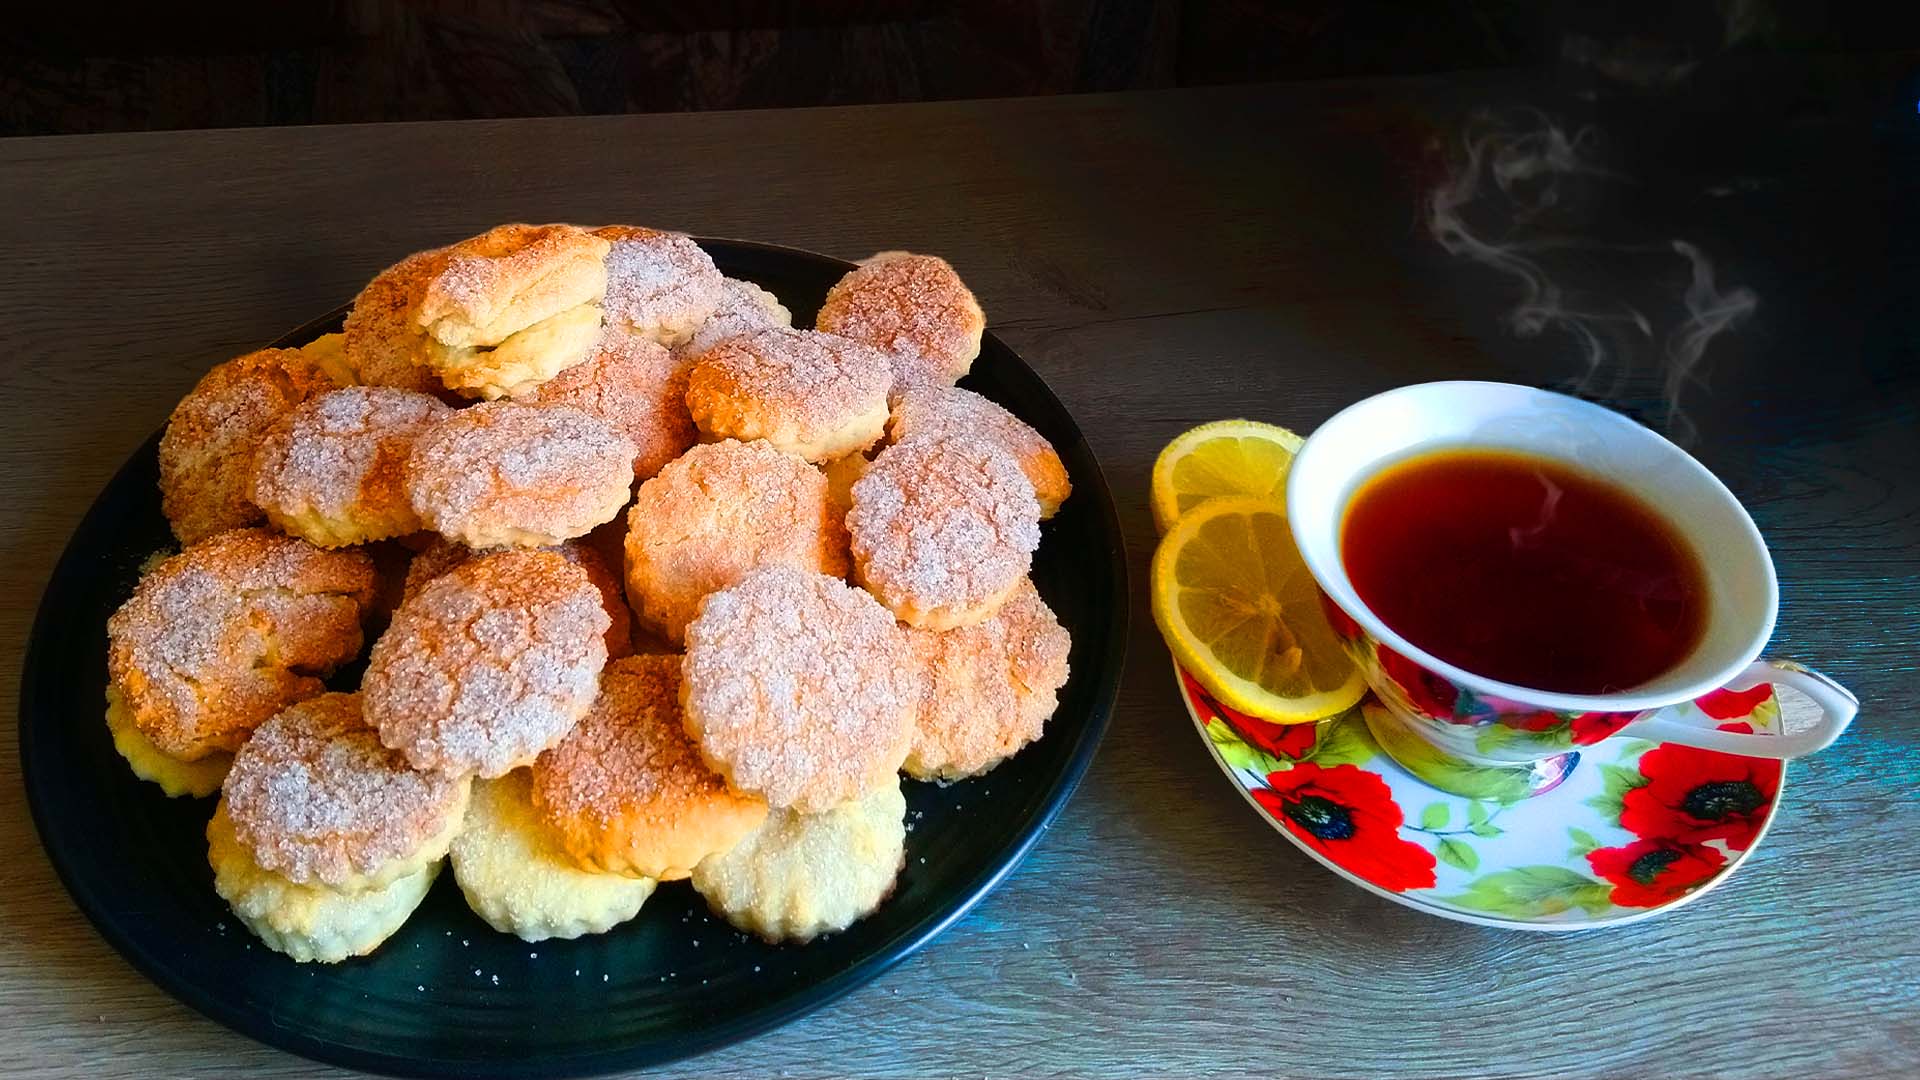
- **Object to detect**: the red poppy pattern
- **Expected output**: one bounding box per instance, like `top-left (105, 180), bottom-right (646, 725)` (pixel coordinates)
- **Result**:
top-left (1176, 662), bottom-right (1781, 922)
top-left (1252, 762), bottom-right (1438, 892)
top-left (1181, 668), bottom-right (1318, 760)
top-left (1694, 684), bottom-right (1775, 720)
top-left (1619, 722), bottom-right (1781, 851)
top-left (1586, 837), bottom-right (1727, 907)
top-left (1568, 711), bottom-right (1636, 746)
top-left (1377, 645), bottom-right (1462, 722)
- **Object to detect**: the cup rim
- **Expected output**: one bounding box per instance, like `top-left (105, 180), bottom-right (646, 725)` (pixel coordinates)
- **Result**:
top-left (1287, 380), bottom-right (1780, 714)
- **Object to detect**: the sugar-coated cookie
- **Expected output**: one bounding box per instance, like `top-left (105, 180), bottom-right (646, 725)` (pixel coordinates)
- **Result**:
top-left (622, 439), bottom-right (848, 643)
top-left (815, 252), bottom-right (983, 390)
top-left (364, 549), bottom-right (609, 778)
top-left (107, 528), bottom-right (376, 760)
top-left (406, 401), bottom-right (636, 548)
top-left (208, 801), bottom-right (438, 963)
top-left (158, 348), bottom-right (340, 543)
top-left (680, 565), bottom-right (918, 812)
top-left (847, 435), bottom-right (1040, 629)
top-left (903, 577), bottom-right (1071, 780)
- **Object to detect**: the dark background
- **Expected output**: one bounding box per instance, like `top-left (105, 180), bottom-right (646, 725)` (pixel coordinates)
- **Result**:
top-left (5, 1), bottom-right (1920, 135)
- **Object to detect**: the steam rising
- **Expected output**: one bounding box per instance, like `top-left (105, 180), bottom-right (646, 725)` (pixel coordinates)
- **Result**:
top-left (1427, 111), bottom-right (1758, 440)
top-left (1667, 241), bottom-right (1758, 442)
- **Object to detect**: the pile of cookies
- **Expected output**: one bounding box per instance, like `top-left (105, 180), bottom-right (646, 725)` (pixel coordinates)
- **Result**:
top-left (105, 225), bottom-right (1074, 962)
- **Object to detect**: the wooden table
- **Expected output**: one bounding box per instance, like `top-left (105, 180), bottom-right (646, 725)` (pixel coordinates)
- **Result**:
top-left (3, 76), bottom-right (1916, 1078)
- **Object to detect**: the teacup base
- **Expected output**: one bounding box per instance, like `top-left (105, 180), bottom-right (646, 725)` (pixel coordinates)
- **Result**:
top-left (1360, 705), bottom-right (1579, 800)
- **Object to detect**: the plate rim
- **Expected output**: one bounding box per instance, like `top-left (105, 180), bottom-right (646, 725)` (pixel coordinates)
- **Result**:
top-left (1169, 658), bottom-right (1783, 932)
top-left (17, 236), bottom-right (1130, 1078)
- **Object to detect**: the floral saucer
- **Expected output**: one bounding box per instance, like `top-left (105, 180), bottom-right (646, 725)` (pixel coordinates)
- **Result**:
top-left (1175, 665), bottom-right (1787, 930)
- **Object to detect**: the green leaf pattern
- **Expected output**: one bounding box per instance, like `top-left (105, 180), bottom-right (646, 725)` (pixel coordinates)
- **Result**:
top-left (1204, 716), bottom-right (1289, 777)
top-left (1436, 838), bottom-right (1480, 872)
top-left (1439, 866), bottom-right (1616, 918)
top-left (1582, 763), bottom-right (1649, 823)
top-left (1308, 707), bottom-right (1379, 768)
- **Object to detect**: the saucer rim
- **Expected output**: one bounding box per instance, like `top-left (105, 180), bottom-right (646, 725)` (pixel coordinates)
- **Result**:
top-left (1171, 657), bottom-right (1785, 932)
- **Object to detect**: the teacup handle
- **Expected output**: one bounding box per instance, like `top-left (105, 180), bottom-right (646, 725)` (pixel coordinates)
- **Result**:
top-left (1630, 660), bottom-right (1858, 760)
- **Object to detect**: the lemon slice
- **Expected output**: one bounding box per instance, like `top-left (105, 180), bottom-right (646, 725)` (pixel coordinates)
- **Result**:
top-left (1152, 496), bottom-right (1364, 723)
top-left (1151, 420), bottom-right (1305, 535)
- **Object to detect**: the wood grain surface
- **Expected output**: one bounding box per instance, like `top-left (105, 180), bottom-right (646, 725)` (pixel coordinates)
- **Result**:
top-left (2, 78), bottom-right (1916, 1079)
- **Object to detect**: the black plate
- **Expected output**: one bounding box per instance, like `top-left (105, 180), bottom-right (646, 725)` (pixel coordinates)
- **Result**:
top-left (19, 239), bottom-right (1127, 1078)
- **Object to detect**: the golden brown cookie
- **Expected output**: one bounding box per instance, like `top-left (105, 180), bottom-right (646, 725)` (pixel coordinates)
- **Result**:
top-left (889, 386), bottom-right (1070, 519)
top-left (364, 549), bottom-right (610, 778)
top-left (680, 565), bottom-right (919, 812)
top-left (685, 327), bottom-right (893, 463)
top-left (592, 226), bottom-right (724, 347)
top-left (223, 692), bottom-right (471, 889)
top-left (820, 449), bottom-right (869, 523)
top-left (158, 348), bottom-right (340, 543)
top-left (814, 252), bottom-right (984, 390)
top-left (622, 439), bottom-right (849, 643)
top-left (107, 528), bottom-right (377, 761)
top-left (515, 326), bottom-right (695, 481)
top-left (847, 435), bottom-right (1041, 629)
top-left (405, 401), bottom-right (636, 548)
top-left (340, 247), bottom-right (458, 394)
top-left (250, 386), bottom-right (451, 547)
top-left (532, 655), bottom-right (767, 880)
top-left (903, 577), bottom-right (1071, 780)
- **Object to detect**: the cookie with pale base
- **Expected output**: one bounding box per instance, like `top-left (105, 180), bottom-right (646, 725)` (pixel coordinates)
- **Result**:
top-left (515, 326), bottom-right (695, 481)
top-left (107, 528), bottom-right (377, 761)
top-left (889, 386), bottom-right (1071, 519)
top-left (251, 386), bottom-right (451, 547)
top-left (406, 401), bottom-right (636, 548)
top-left (685, 327), bottom-right (893, 463)
top-left (222, 692), bottom-right (471, 891)
top-left (413, 223), bottom-right (611, 399)
top-left (208, 801), bottom-right (439, 963)
top-left (678, 276), bottom-right (793, 359)
top-left (691, 779), bottom-right (907, 943)
top-left (815, 252), bottom-right (983, 390)
top-left (341, 247), bottom-right (461, 394)
top-left (451, 770), bottom-right (657, 941)
top-left (105, 686), bottom-right (231, 798)
top-left (404, 537), bottom-right (634, 659)
top-left (593, 226), bottom-right (724, 348)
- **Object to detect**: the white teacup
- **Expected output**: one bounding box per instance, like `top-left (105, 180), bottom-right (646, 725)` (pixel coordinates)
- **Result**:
top-left (1286, 381), bottom-right (1856, 779)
